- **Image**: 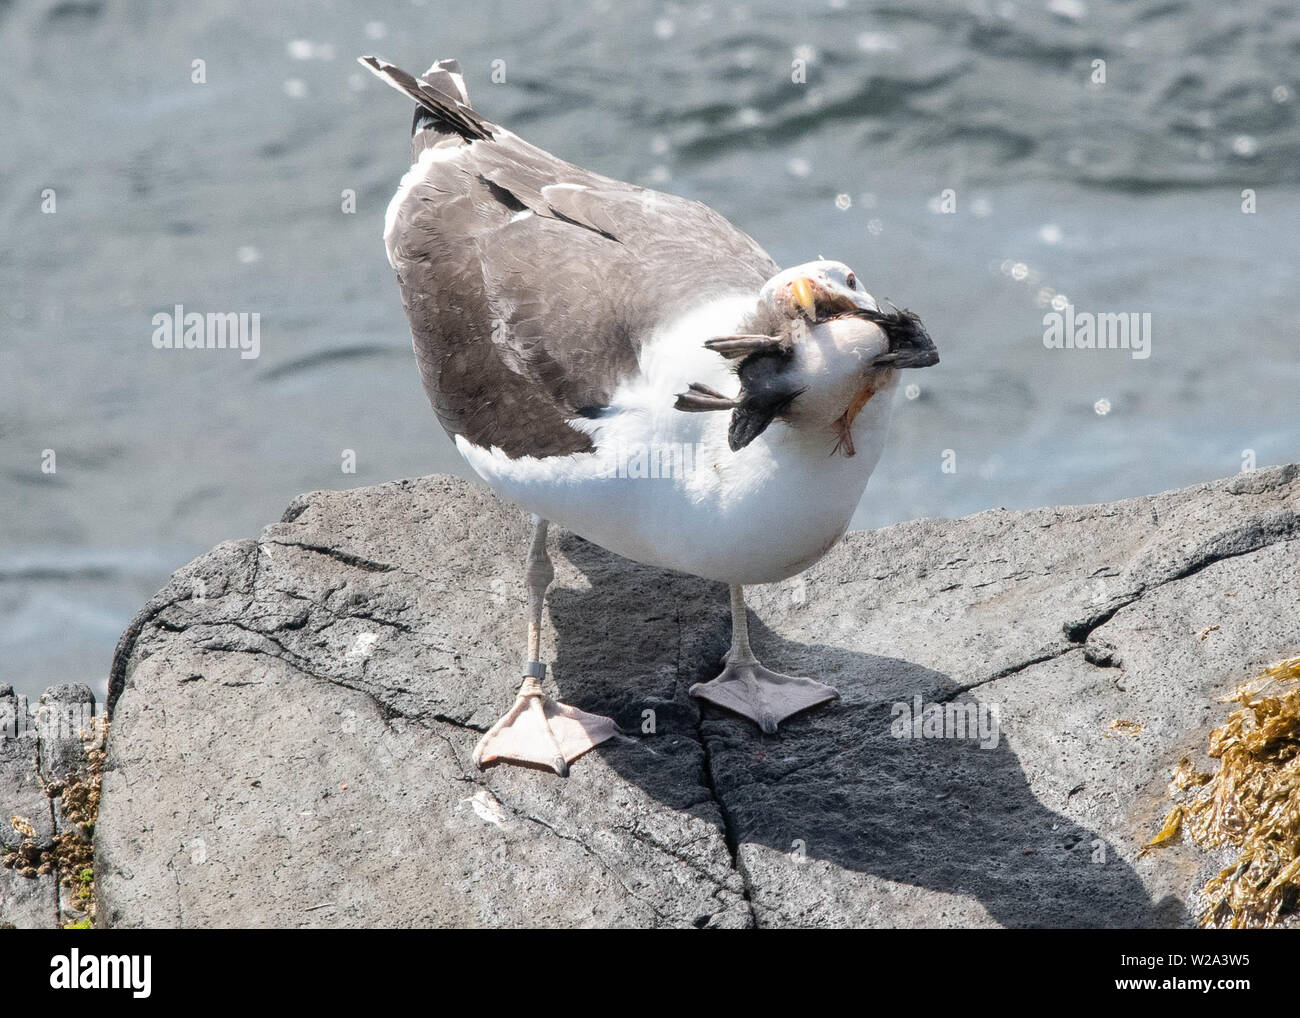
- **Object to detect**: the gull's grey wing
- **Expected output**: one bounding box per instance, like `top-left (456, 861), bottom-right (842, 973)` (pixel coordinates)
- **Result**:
top-left (364, 57), bottom-right (779, 459)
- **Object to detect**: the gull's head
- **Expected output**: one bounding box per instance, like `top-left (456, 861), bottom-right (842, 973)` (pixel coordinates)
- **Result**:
top-left (761, 259), bottom-right (876, 321)
top-left (759, 259), bottom-right (938, 372)
top-left (677, 259), bottom-right (939, 454)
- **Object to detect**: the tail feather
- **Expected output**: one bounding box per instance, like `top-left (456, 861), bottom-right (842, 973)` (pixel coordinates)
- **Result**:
top-left (420, 58), bottom-right (468, 104)
top-left (358, 55), bottom-right (494, 142)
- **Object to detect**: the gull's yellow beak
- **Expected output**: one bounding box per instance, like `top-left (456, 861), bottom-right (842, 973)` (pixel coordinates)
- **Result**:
top-left (791, 277), bottom-right (817, 320)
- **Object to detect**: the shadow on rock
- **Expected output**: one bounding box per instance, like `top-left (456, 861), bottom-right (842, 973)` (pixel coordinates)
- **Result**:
top-left (545, 532), bottom-right (1182, 929)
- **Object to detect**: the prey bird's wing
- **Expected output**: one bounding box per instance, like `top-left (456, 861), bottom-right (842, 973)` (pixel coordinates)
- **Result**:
top-left (364, 57), bottom-right (779, 459)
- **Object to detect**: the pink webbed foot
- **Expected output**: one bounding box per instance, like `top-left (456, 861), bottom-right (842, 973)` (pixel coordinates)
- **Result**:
top-left (472, 676), bottom-right (619, 777)
top-left (690, 660), bottom-right (839, 734)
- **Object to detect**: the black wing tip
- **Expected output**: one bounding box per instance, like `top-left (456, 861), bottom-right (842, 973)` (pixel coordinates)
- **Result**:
top-left (357, 54), bottom-right (495, 142)
top-left (357, 54), bottom-right (390, 76)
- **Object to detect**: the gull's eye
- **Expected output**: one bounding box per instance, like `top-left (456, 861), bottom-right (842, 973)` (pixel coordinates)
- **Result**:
top-left (846, 272), bottom-right (857, 290)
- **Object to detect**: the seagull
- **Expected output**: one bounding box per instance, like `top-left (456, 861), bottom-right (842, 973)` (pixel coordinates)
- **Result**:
top-left (360, 56), bottom-right (939, 776)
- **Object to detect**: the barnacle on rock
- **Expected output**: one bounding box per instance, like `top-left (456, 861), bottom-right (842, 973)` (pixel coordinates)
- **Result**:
top-left (1, 717), bottom-right (106, 927)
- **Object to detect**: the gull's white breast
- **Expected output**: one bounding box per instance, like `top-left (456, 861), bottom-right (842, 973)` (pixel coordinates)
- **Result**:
top-left (457, 296), bottom-right (898, 585)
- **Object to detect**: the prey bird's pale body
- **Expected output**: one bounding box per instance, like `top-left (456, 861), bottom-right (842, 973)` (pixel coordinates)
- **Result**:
top-left (362, 55), bottom-right (938, 774)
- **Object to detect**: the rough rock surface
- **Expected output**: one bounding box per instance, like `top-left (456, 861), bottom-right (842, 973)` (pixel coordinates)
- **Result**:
top-left (96, 465), bottom-right (1299, 928)
top-left (0, 684), bottom-right (100, 928)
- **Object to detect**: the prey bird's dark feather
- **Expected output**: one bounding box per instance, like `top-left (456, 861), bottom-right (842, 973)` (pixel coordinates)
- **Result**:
top-left (703, 334), bottom-right (789, 359)
top-left (674, 382), bottom-right (740, 412)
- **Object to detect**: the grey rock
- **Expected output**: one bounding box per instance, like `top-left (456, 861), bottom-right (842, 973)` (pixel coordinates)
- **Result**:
top-left (0, 687), bottom-right (55, 930)
top-left (0, 685), bottom-right (99, 928)
top-left (97, 465), bottom-right (1300, 928)
top-left (0, 867), bottom-right (57, 930)
top-left (0, 689), bottom-right (49, 848)
top-left (36, 684), bottom-right (97, 787)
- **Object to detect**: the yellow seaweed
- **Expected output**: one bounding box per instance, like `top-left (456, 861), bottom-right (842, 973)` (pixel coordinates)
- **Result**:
top-left (1148, 655), bottom-right (1300, 928)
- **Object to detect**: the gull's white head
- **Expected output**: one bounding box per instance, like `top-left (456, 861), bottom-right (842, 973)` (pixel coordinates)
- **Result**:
top-left (760, 259), bottom-right (879, 319)
top-left (677, 258), bottom-right (938, 454)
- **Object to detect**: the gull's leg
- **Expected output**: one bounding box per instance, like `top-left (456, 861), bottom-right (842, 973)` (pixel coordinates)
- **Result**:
top-left (689, 584), bottom-right (839, 734)
top-left (472, 516), bottom-right (619, 776)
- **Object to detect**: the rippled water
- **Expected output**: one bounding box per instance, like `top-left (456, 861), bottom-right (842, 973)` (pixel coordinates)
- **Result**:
top-left (2, 0), bottom-right (1297, 699)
